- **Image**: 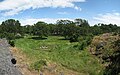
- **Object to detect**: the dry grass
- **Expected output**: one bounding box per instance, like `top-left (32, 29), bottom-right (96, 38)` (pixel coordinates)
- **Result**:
top-left (10, 47), bottom-right (81, 75)
top-left (89, 33), bottom-right (119, 54)
top-left (10, 47), bottom-right (39, 75)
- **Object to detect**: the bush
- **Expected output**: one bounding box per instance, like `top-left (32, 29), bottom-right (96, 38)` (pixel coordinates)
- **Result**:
top-left (7, 33), bottom-right (15, 40)
top-left (69, 34), bottom-right (79, 42)
top-left (0, 33), bottom-right (6, 38)
top-left (112, 32), bottom-right (117, 36)
top-left (79, 41), bottom-right (87, 50)
top-left (78, 35), bottom-right (93, 50)
top-left (9, 40), bottom-right (15, 47)
top-left (0, 32), bottom-right (15, 40)
top-left (31, 60), bottom-right (47, 71)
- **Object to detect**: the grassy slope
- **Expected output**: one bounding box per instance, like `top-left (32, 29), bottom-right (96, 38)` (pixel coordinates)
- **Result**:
top-left (15, 36), bottom-right (103, 75)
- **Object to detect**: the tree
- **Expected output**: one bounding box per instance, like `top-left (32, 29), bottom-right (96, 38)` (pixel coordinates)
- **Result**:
top-left (56, 19), bottom-right (80, 41)
top-left (91, 25), bottom-right (102, 35)
top-left (74, 18), bottom-right (90, 27)
top-left (1, 19), bottom-right (22, 34)
top-left (56, 20), bottom-right (74, 36)
top-left (0, 19), bottom-right (23, 40)
top-left (33, 21), bottom-right (49, 38)
top-left (74, 19), bottom-right (90, 36)
top-left (23, 25), bottom-right (33, 35)
top-left (64, 24), bottom-right (79, 40)
top-left (48, 23), bottom-right (57, 35)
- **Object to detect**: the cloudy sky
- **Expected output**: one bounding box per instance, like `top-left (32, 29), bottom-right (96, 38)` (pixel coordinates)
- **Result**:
top-left (0, 0), bottom-right (120, 26)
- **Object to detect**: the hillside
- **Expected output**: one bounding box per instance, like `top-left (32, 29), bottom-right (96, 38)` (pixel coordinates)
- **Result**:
top-left (88, 33), bottom-right (120, 75)
top-left (0, 1), bottom-right (120, 75)
top-left (10, 36), bottom-right (103, 75)
top-left (9, 33), bottom-right (120, 75)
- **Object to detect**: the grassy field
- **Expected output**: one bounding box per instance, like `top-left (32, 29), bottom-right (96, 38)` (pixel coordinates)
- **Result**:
top-left (15, 36), bottom-right (104, 75)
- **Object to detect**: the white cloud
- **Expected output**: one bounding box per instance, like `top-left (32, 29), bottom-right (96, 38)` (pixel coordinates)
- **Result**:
top-left (20, 18), bottom-right (74, 26)
top-left (74, 6), bottom-right (82, 11)
top-left (92, 12), bottom-right (120, 26)
top-left (0, 0), bottom-right (85, 16)
top-left (57, 12), bottom-right (69, 15)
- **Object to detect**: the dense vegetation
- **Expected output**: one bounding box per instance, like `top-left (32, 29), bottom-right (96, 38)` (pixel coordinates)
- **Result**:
top-left (0, 19), bottom-right (120, 75)
top-left (89, 33), bottom-right (120, 75)
top-left (0, 19), bottom-right (119, 42)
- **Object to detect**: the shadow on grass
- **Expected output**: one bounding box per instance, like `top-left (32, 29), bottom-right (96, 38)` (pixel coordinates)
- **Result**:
top-left (58, 38), bottom-right (69, 40)
top-left (29, 36), bottom-right (47, 40)
top-left (15, 36), bottom-right (24, 39)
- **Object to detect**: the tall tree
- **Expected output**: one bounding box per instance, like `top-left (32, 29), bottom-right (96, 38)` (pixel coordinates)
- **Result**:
top-left (33, 21), bottom-right (49, 38)
top-left (1, 19), bottom-right (21, 34)
top-left (56, 20), bottom-right (74, 35)
top-left (23, 25), bottom-right (33, 35)
top-left (74, 18), bottom-right (90, 27)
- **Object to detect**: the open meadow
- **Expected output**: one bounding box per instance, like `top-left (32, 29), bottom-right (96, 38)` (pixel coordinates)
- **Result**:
top-left (15, 36), bottom-right (104, 75)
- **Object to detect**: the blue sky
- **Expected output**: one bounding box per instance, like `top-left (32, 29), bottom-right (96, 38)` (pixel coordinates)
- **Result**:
top-left (0, 0), bottom-right (120, 26)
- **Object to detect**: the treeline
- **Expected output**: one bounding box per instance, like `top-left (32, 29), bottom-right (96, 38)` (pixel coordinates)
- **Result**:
top-left (0, 19), bottom-right (119, 75)
top-left (0, 19), bottom-right (119, 42)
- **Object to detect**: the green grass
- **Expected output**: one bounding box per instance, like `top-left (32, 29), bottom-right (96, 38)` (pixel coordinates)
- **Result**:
top-left (15, 36), bottom-right (104, 75)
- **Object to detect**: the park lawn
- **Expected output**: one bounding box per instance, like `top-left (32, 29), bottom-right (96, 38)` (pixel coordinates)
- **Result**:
top-left (15, 36), bottom-right (104, 75)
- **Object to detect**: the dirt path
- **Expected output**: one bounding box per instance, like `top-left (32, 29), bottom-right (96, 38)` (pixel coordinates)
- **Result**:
top-left (0, 39), bottom-right (22, 75)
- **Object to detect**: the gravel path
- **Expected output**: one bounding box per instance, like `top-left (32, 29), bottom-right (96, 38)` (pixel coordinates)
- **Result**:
top-left (0, 39), bottom-right (22, 75)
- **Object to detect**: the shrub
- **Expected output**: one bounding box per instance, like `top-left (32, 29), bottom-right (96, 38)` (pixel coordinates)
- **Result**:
top-left (79, 41), bottom-right (87, 50)
top-left (0, 33), bottom-right (6, 38)
top-left (31, 60), bottom-right (47, 71)
top-left (7, 33), bottom-right (15, 40)
top-left (0, 32), bottom-right (15, 40)
top-left (112, 32), bottom-right (117, 36)
top-left (78, 35), bottom-right (93, 50)
top-left (69, 34), bottom-right (79, 42)
top-left (9, 40), bottom-right (15, 47)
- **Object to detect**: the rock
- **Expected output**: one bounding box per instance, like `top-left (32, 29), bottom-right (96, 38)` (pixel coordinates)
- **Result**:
top-left (40, 72), bottom-right (43, 75)
top-left (11, 58), bottom-right (17, 64)
top-left (96, 42), bottom-right (106, 50)
top-left (0, 39), bottom-right (22, 75)
top-left (59, 72), bottom-right (64, 75)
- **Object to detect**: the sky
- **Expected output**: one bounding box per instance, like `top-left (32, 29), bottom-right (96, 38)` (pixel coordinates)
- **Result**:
top-left (0, 0), bottom-right (120, 26)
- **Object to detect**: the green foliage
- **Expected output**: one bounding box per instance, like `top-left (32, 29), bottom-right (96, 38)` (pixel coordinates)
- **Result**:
top-left (31, 60), bottom-right (47, 71)
top-left (1, 19), bottom-right (22, 34)
top-left (0, 33), bottom-right (6, 38)
top-left (15, 36), bottom-right (103, 75)
top-left (78, 35), bottom-right (93, 50)
top-left (0, 18), bottom-right (120, 74)
top-left (79, 40), bottom-right (87, 50)
top-left (23, 25), bottom-right (33, 35)
top-left (9, 40), bottom-right (15, 47)
top-left (97, 23), bottom-right (119, 33)
top-left (69, 34), bottom-right (79, 42)
top-left (1, 18), bottom-right (119, 43)
top-left (56, 20), bottom-right (76, 37)
top-left (7, 33), bottom-right (15, 40)
top-left (74, 18), bottom-right (90, 27)
top-left (0, 19), bottom-right (24, 42)
top-left (91, 25), bottom-right (102, 35)
top-left (33, 21), bottom-right (49, 38)
top-left (0, 32), bottom-right (15, 40)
